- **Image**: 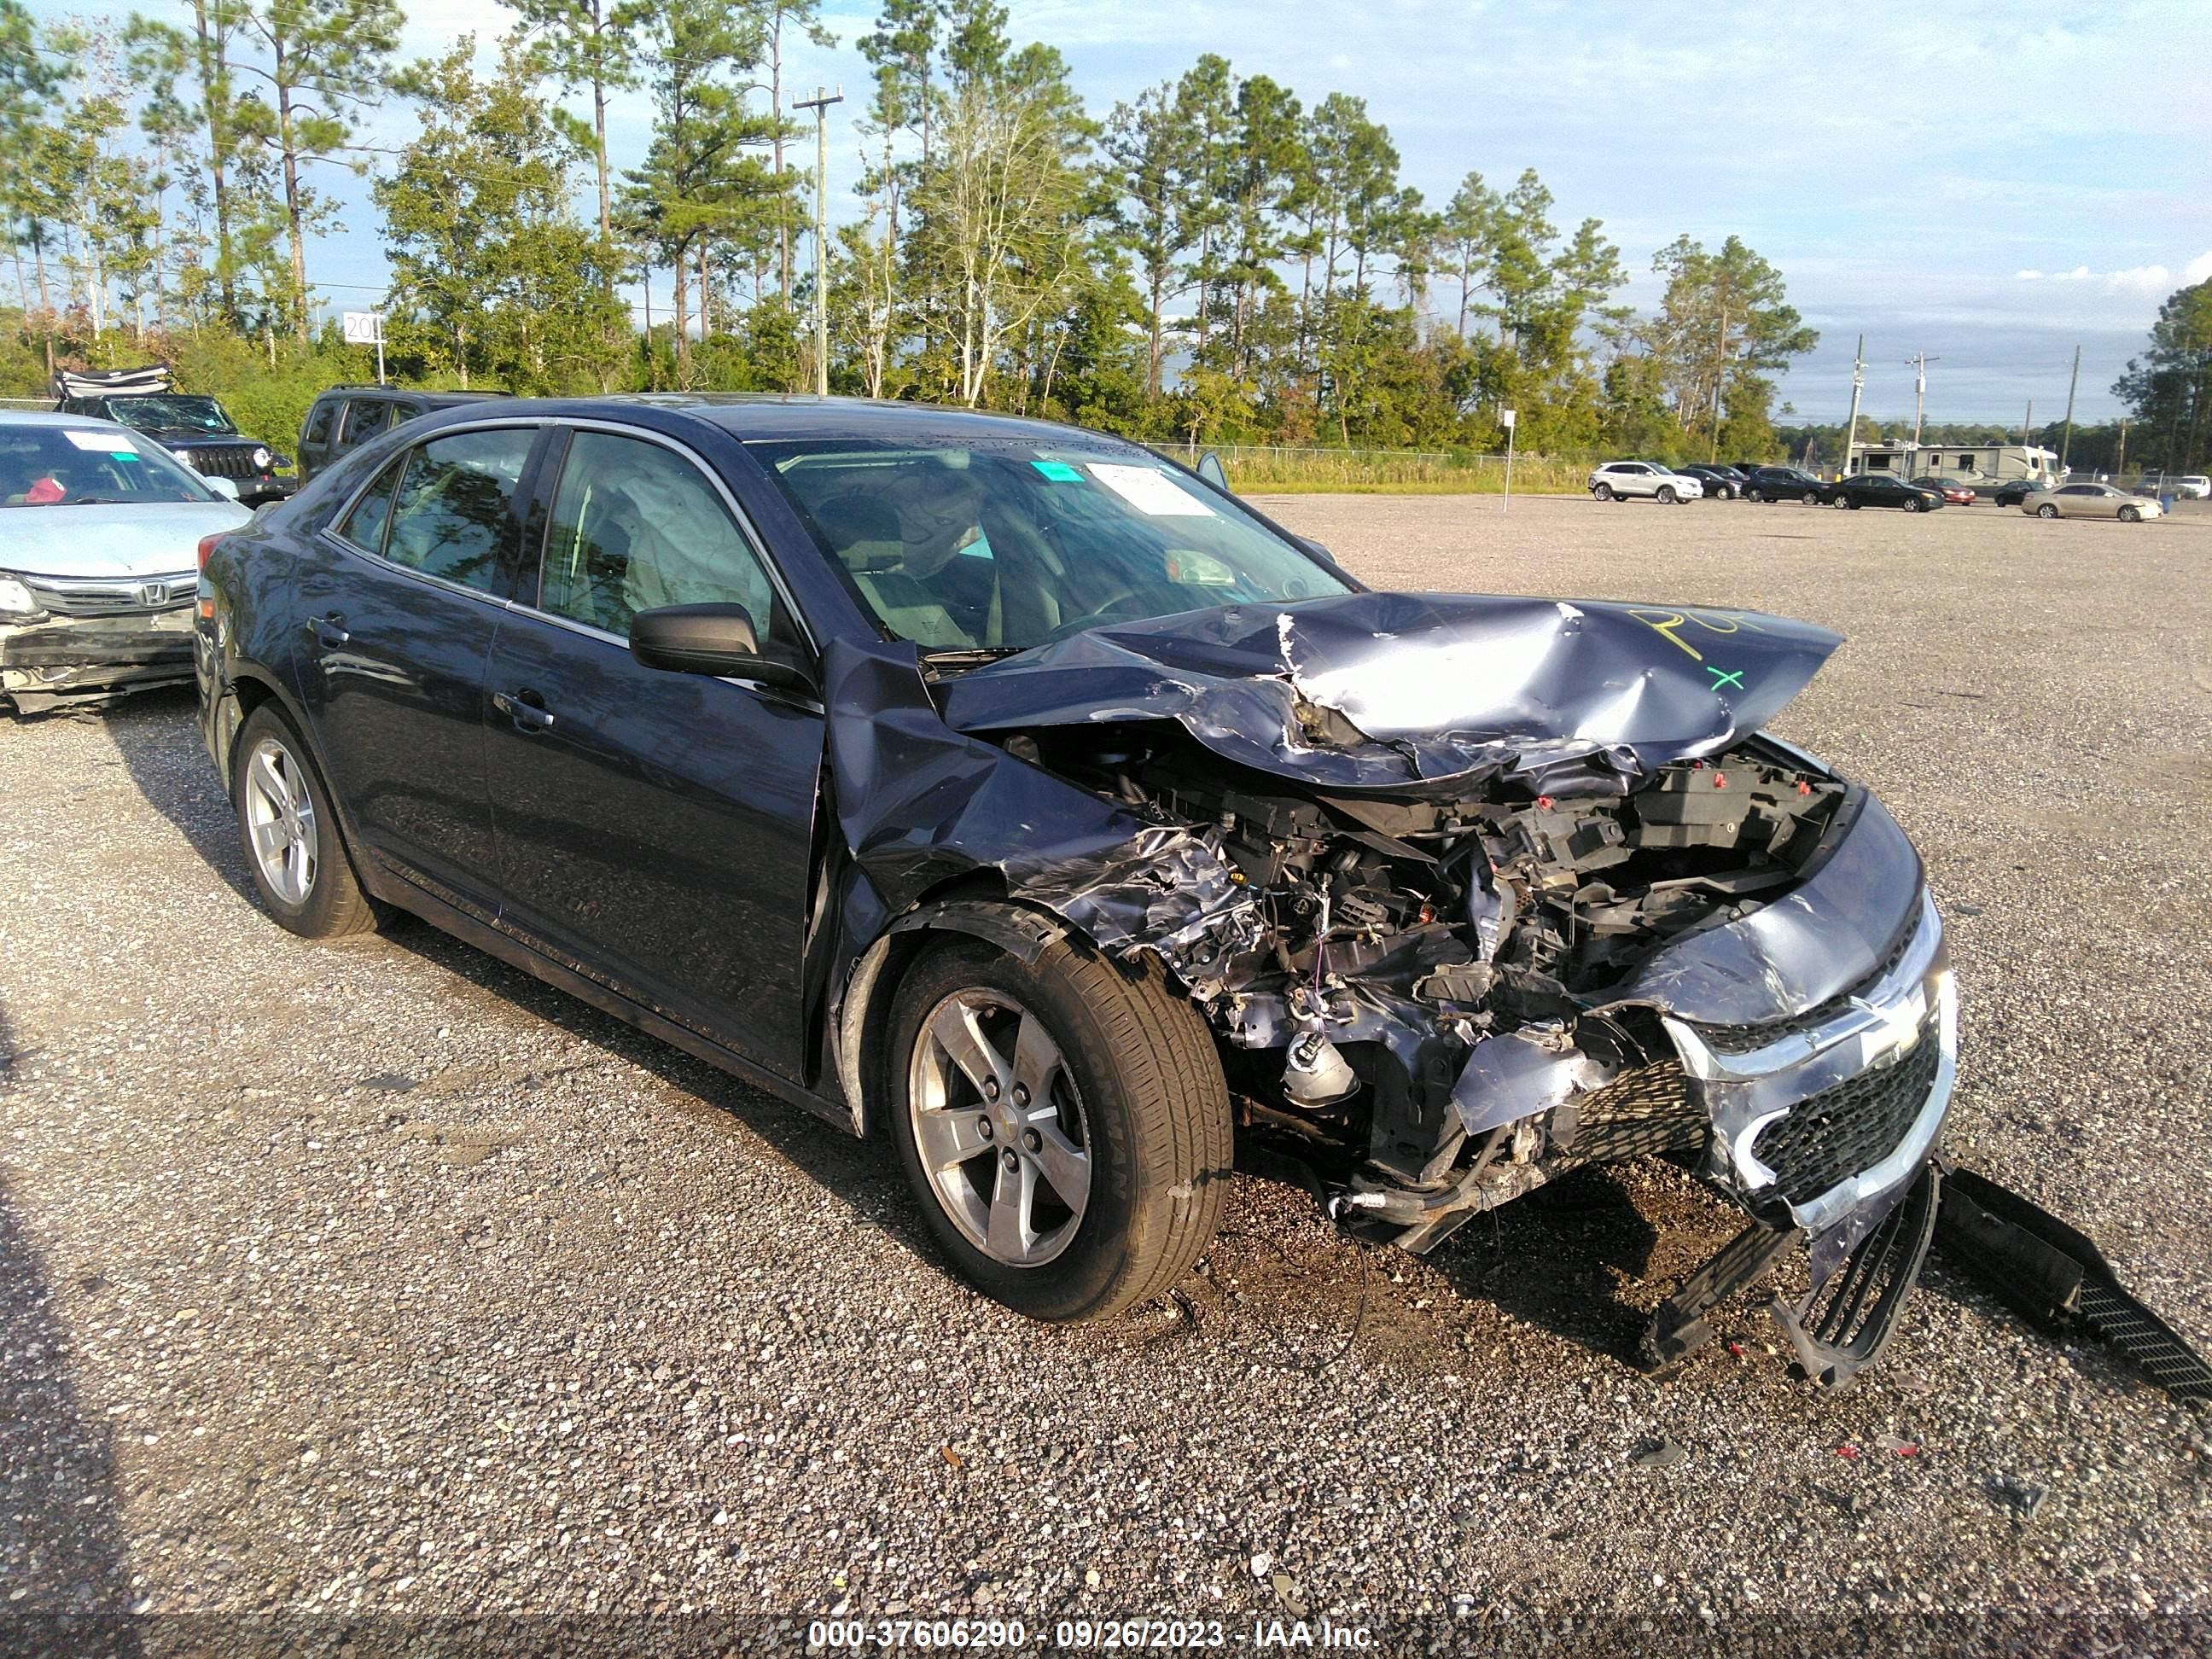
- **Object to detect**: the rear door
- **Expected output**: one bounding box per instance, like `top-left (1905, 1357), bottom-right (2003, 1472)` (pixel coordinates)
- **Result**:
top-left (483, 422), bottom-right (825, 1079)
top-left (291, 422), bottom-right (544, 918)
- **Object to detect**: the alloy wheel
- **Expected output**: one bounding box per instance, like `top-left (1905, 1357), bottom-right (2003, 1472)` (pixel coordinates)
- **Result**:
top-left (243, 736), bottom-right (319, 906)
top-left (907, 988), bottom-right (1092, 1267)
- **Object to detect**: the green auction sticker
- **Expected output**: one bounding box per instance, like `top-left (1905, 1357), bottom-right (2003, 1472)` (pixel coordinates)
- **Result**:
top-left (1032, 460), bottom-right (1083, 481)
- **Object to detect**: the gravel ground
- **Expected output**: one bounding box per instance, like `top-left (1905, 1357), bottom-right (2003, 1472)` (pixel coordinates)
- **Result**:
top-left (2, 492), bottom-right (2209, 1653)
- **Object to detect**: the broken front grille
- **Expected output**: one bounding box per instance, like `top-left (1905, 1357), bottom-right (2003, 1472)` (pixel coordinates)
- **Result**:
top-left (1565, 1059), bottom-right (1703, 1161)
top-left (185, 446), bottom-right (260, 478)
top-left (1749, 1018), bottom-right (1942, 1207)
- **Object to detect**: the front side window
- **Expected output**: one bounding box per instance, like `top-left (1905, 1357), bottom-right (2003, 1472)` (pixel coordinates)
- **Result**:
top-left (302, 399), bottom-right (337, 448)
top-left (380, 428), bottom-right (535, 594)
top-left (0, 425), bottom-right (220, 507)
top-left (538, 430), bottom-right (784, 642)
top-left (757, 440), bottom-right (1350, 655)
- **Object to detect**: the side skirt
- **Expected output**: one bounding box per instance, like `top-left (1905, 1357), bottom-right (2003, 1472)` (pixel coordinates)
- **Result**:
top-left (361, 864), bottom-right (856, 1137)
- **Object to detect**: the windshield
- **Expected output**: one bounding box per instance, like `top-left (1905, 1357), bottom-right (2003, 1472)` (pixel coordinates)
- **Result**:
top-left (104, 395), bottom-right (236, 434)
top-left (0, 426), bottom-right (222, 507)
top-left (754, 440), bottom-right (1350, 654)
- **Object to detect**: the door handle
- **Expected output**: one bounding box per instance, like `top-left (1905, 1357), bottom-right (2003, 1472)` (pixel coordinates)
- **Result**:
top-left (493, 688), bottom-right (556, 732)
top-left (305, 613), bottom-right (350, 647)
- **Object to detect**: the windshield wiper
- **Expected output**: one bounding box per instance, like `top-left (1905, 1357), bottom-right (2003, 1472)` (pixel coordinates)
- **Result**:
top-left (919, 645), bottom-right (1030, 670)
top-left (65, 497), bottom-right (115, 505)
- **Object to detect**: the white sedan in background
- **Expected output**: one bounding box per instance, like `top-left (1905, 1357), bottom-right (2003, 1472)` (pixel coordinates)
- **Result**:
top-left (2, 411), bottom-right (251, 714)
top-left (1588, 461), bottom-right (1704, 504)
top-left (2019, 481), bottom-right (2166, 523)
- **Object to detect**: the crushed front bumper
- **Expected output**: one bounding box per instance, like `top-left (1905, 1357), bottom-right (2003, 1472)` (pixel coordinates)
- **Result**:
top-left (1670, 888), bottom-right (1957, 1278)
top-left (1, 607), bottom-right (199, 710)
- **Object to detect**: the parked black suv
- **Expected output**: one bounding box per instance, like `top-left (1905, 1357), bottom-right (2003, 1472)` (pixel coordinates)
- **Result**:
top-left (296, 386), bottom-right (505, 481)
top-left (1744, 466), bottom-right (1826, 504)
top-left (55, 369), bottom-right (295, 504)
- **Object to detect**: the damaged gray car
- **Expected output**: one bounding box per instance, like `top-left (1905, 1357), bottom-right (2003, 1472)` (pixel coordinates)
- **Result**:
top-left (196, 399), bottom-right (1957, 1387)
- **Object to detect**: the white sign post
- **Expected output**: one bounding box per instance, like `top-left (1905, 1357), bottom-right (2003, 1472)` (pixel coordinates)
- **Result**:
top-left (1500, 407), bottom-right (1516, 515)
top-left (342, 310), bottom-right (387, 386)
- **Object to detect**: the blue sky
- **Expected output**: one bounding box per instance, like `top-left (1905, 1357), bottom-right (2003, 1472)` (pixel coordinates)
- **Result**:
top-left (41, 0), bottom-right (2212, 422)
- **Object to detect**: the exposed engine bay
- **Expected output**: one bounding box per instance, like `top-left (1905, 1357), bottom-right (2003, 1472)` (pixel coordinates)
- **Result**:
top-left (1000, 721), bottom-right (1852, 1238)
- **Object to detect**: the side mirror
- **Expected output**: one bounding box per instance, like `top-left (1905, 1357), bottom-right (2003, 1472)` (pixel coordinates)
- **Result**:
top-left (629, 603), bottom-right (816, 696)
top-left (204, 475), bottom-right (241, 501)
top-left (1196, 451), bottom-right (1230, 492)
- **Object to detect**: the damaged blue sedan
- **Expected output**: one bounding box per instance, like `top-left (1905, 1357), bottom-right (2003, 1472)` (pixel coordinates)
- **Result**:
top-left (194, 398), bottom-right (1953, 1387)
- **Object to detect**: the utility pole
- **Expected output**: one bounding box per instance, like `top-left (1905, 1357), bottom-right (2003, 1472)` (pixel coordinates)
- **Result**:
top-left (2116, 418), bottom-right (2128, 479)
top-left (2058, 343), bottom-right (2081, 473)
top-left (1838, 334), bottom-right (1865, 480)
top-left (2021, 399), bottom-right (2033, 448)
top-left (1906, 351), bottom-right (1940, 453)
top-left (793, 85), bottom-right (844, 398)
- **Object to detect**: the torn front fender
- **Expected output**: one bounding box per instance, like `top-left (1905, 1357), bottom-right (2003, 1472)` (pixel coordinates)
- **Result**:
top-left (815, 637), bottom-right (1265, 1104)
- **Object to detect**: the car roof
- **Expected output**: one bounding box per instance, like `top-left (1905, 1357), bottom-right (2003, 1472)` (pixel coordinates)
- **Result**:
top-left (325, 387), bottom-right (505, 405)
top-left (405, 393), bottom-right (1167, 451)
top-left (0, 410), bottom-right (135, 429)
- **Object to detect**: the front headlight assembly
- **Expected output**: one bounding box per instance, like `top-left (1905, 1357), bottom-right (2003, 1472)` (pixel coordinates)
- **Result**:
top-left (0, 573), bottom-right (41, 615)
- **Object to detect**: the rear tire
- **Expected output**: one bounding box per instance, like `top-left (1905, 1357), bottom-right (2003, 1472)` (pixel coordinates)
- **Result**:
top-left (231, 703), bottom-right (378, 940)
top-left (1592, 483), bottom-right (1614, 501)
top-left (888, 934), bottom-right (1231, 1323)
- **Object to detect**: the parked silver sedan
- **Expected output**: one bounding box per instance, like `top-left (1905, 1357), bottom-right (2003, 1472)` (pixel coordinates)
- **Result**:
top-left (2020, 482), bottom-right (2165, 522)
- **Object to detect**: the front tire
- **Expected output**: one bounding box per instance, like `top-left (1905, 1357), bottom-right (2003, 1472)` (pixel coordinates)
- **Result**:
top-left (1903, 496), bottom-right (1922, 512)
top-left (2037, 504), bottom-right (2059, 519)
top-left (2119, 505), bottom-right (2141, 522)
top-left (1656, 486), bottom-right (1676, 504)
top-left (231, 703), bottom-right (377, 939)
top-left (888, 934), bottom-right (1231, 1322)
top-left (1803, 489), bottom-right (1821, 505)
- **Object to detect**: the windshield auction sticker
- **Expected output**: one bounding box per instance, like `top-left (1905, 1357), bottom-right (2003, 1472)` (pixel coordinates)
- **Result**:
top-left (1086, 463), bottom-right (1216, 517)
top-left (64, 429), bottom-right (139, 453)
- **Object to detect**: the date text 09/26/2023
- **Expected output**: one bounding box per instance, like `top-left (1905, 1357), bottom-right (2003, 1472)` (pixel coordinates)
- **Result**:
top-left (807, 1617), bottom-right (1377, 1650)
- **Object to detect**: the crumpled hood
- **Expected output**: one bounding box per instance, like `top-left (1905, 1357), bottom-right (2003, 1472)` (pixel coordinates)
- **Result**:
top-left (1, 500), bottom-right (253, 579)
top-left (939, 591), bottom-right (1844, 794)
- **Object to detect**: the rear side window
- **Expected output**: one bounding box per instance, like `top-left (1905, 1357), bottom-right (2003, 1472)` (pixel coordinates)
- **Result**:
top-left (335, 457), bottom-right (405, 553)
top-left (302, 399), bottom-right (337, 448)
top-left (538, 430), bottom-right (784, 642)
top-left (381, 428), bottom-right (535, 593)
top-left (341, 399), bottom-right (392, 447)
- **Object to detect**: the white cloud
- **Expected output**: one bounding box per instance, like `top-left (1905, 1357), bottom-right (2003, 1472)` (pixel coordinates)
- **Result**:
top-left (2015, 257), bottom-right (2203, 295)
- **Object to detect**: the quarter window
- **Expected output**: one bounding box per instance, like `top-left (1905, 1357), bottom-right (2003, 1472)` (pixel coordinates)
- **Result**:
top-left (381, 428), bottom-right (535, 594)
top-left (302, 399), bottom-right (337, 448)
top-left (538, 431), bottom-right (783, 642)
